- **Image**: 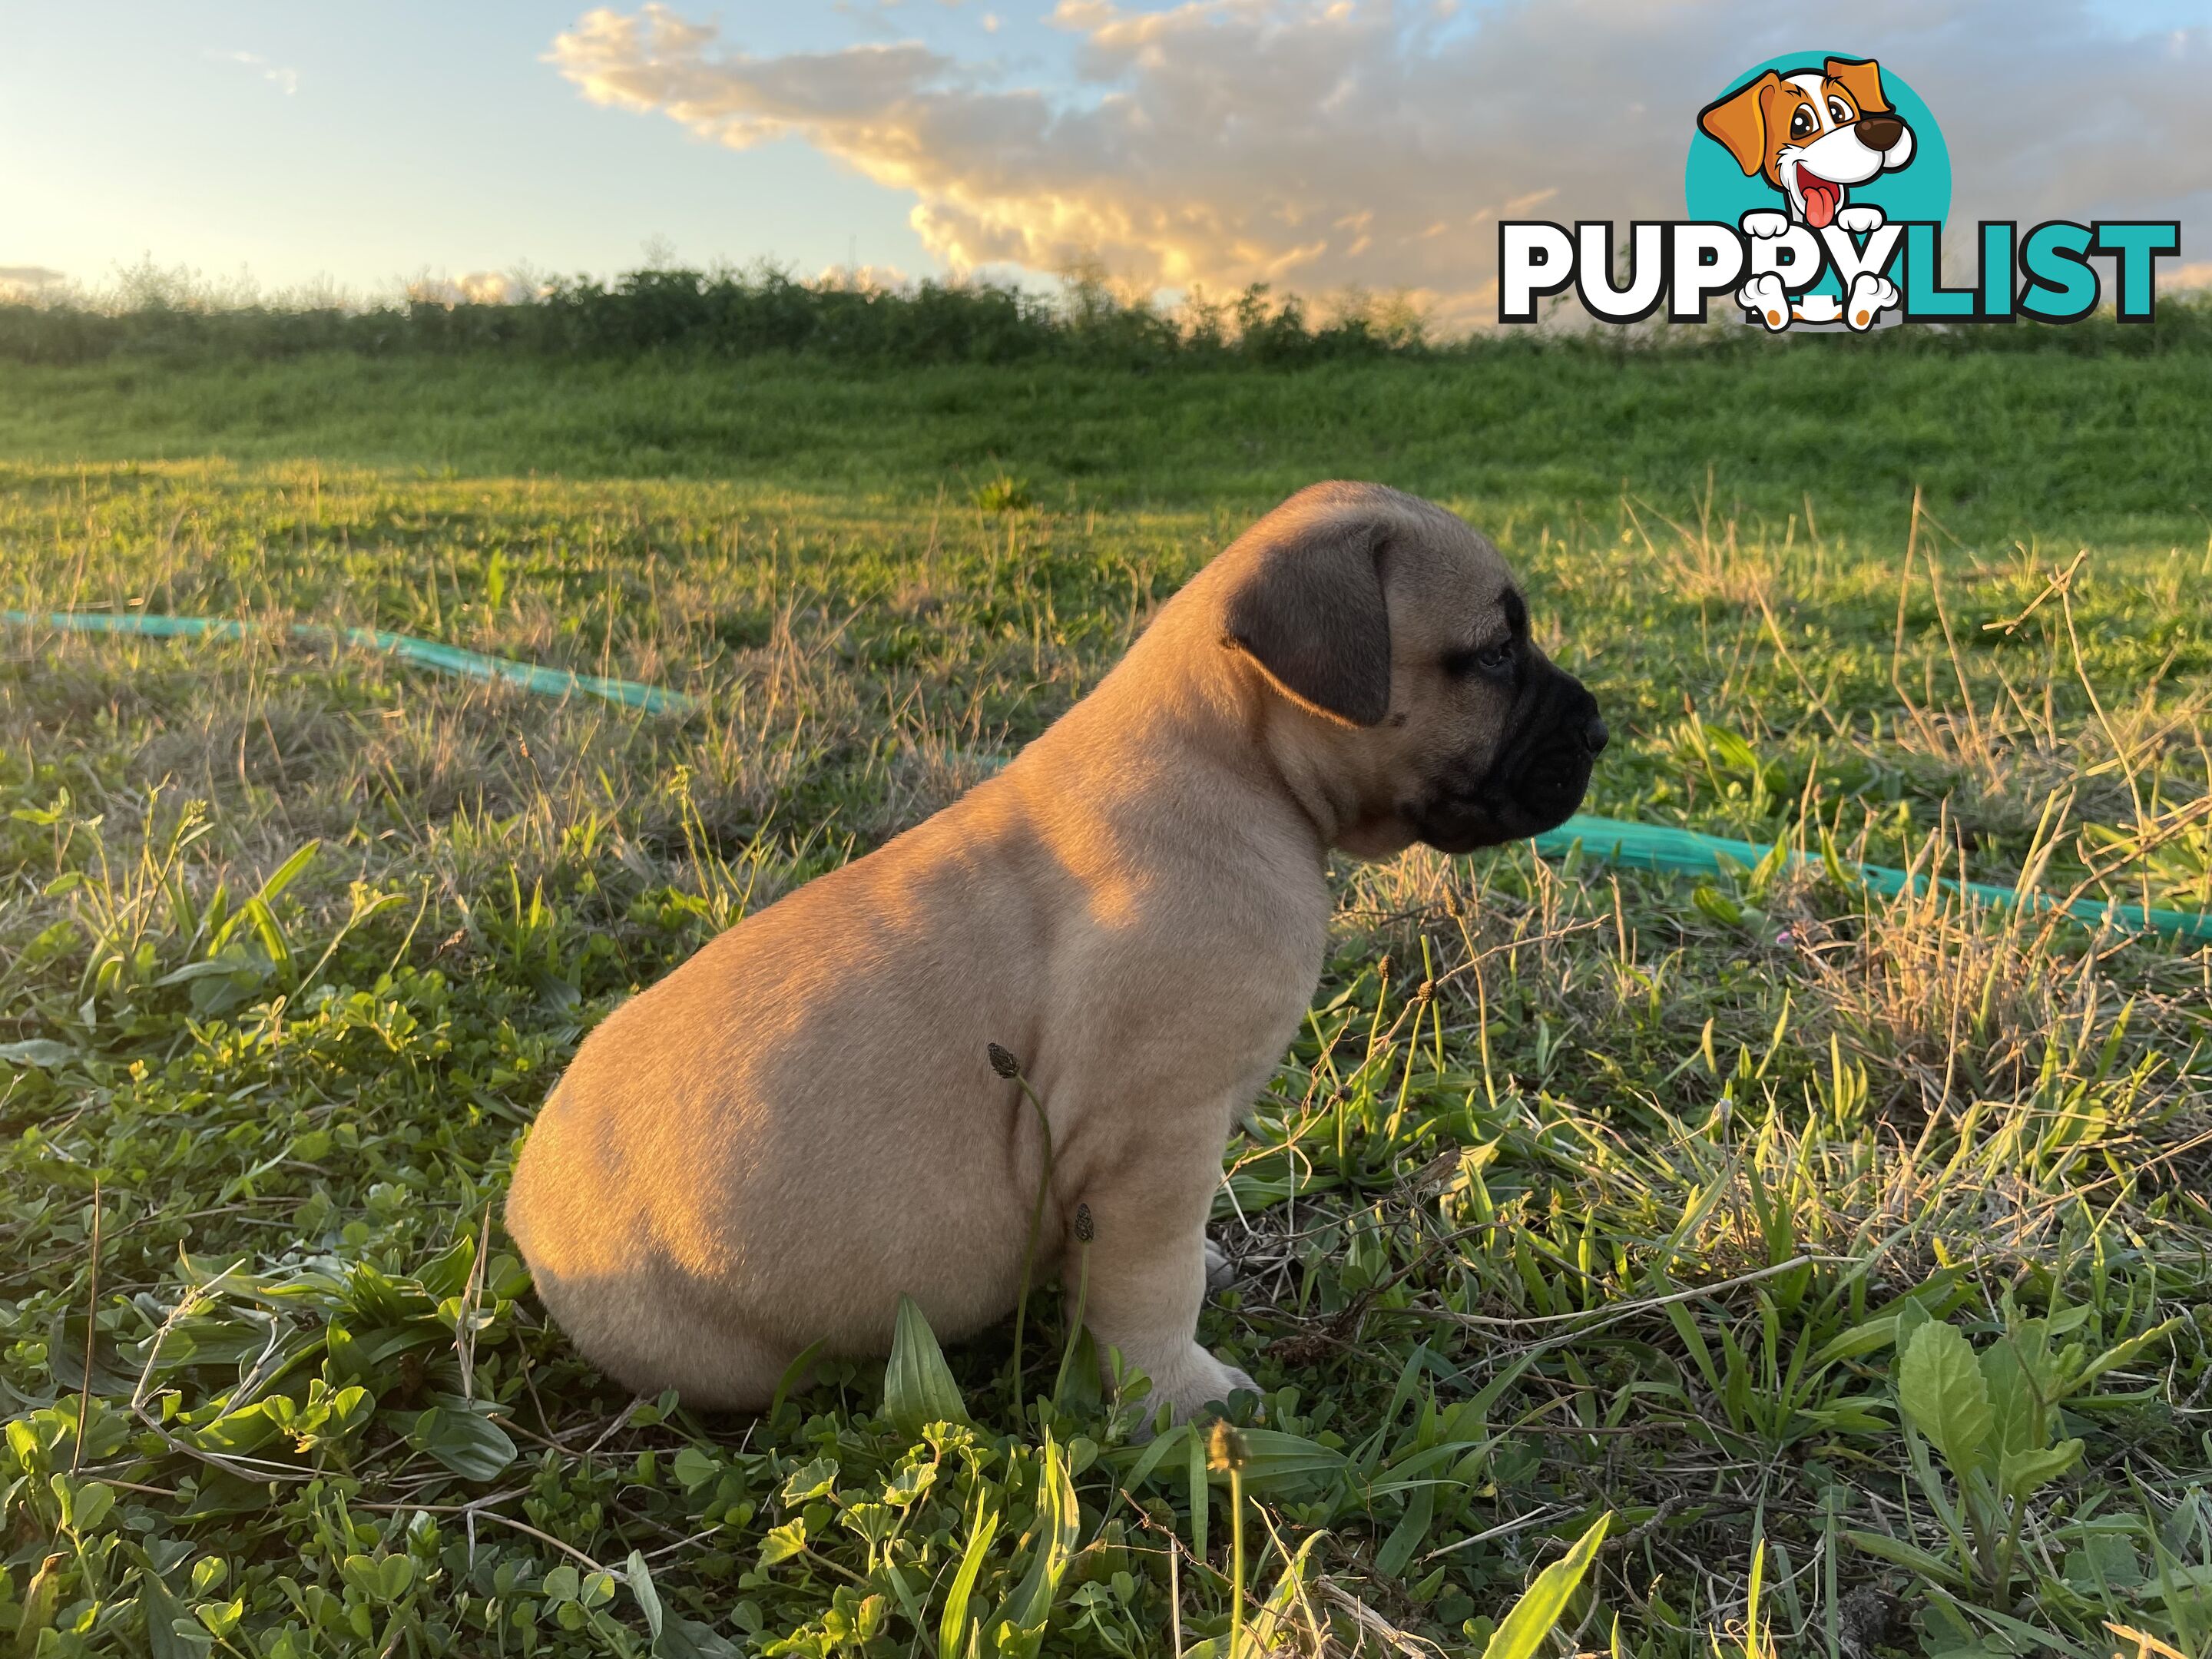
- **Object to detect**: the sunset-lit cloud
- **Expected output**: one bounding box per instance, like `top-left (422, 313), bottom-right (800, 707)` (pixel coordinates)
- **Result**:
top-left (548, 0), bottom-right (2210, 328)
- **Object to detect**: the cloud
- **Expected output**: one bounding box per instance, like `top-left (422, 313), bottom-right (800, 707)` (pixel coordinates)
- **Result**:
top-left (548, 1), bottom-right (2211, 328)
top-left (207, 48), bottom-right (300, 96)
top-left (2159, 259), bottom-right (2212, 293)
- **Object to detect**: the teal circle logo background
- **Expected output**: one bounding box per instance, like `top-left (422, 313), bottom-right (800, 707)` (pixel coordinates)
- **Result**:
top-left (1683, 53), bottom-right (1951, 231)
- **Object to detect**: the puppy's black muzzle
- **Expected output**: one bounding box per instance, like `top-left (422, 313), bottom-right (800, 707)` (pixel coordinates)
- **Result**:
top-left (1411, 664), bottom-right (1606, 854)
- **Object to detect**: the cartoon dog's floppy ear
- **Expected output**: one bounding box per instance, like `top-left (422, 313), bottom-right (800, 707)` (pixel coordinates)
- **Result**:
top-left (1698, 71), bottom-right (1783, 177)
top-left (1823, 56), bottom-right (1892, 116)
top-left (1220, 498), bottom-right (1392, 727)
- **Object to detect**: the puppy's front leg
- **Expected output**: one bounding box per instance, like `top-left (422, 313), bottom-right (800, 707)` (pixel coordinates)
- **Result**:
top-left (1077, 1137), bottom-right (1256, 1426)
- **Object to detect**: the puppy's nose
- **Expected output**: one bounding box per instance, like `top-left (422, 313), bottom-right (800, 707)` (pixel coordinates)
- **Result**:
top-left (1856, 113), bottom-right (1905, 151)
top-left (1582, 716), bottom-right (1610, 757)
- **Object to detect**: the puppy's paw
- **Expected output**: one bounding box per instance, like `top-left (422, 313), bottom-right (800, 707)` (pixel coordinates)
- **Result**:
top-left (1145, 1344), bottom-right (1260, 1428)
top-left (1834, 204), bottom-right (1886, 236)
top-left (1204, 1238), bottom-right (1237, 1296)
top-left (1740, 210), bottom-right (1790, 240)
top-left (1844, 271), bottom-right (1899, 330)
top-left (1737, 272), bottom-right (1791, 331)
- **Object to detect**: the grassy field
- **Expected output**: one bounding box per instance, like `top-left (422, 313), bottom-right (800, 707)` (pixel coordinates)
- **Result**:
top-left (3, 343), bottom-right (2211, 1659)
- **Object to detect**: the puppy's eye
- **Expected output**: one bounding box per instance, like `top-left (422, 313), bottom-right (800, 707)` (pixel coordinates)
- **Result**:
top-left (1789, 107), bottom-right (1816, 139)
top-left (1827, 95), bottom-right (1853, 124)
top-left (1445, 641), bottom-right (1515, 678)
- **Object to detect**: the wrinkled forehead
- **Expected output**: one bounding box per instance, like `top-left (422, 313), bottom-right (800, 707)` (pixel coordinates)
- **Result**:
top-left (1379, 503), bottom-right (1518, 637)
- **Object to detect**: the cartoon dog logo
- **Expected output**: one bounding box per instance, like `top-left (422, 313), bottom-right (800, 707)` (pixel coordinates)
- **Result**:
top-left (1697, 56), bottom-right (1915, 329)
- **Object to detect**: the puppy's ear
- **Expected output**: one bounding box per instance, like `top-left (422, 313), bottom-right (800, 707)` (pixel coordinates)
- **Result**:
top-left (1823, 56), bottom-right (1892, 116)
top-left (1221, 509), bottom-right (1392, 727)
top-left (1698, 71), bottom-right (1781, 176)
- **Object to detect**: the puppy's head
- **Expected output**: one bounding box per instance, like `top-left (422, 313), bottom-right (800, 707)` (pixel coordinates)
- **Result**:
top-left (1698, 57), bottom-right (1915, 229)
top-left (1217, 482), bottom-right (1605, 857)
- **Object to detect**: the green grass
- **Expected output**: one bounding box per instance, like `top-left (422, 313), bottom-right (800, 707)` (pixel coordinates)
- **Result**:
top-left (2, 345), bottom-right (2210, 1659)
top-left (5, 342), bottom-right (2211, 548)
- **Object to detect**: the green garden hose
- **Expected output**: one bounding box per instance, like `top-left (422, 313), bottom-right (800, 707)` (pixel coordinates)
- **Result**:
top-left (9, 609), bottom-right (2206, 941)
top-left (4, 608), bottom-right (693, 714)
top-left (1532, 815), bottom-right (2212, 942)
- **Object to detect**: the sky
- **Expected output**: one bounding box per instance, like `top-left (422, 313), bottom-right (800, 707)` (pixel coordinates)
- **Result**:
top-left (4, 1), bottom-right (2208, 325)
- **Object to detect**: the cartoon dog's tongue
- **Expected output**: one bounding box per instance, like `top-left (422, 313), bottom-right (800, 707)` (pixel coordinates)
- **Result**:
top-left (1799, 171), bottom-right (1841, 229)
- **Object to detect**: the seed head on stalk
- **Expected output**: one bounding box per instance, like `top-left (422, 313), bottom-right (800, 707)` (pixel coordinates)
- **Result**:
top-left (990, 1041), bottom-right (1057, 1407)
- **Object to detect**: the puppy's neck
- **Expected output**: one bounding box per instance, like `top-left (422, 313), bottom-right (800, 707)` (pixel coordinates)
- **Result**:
top-left (1065, 596), bottom-right (1393, 860)
top-left (1250, 694), bottom-right (1403, 856)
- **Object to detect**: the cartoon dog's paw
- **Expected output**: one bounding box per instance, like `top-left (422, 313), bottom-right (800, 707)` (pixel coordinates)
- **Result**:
top-left (1740, 210), bottom-right (1790, 240)
top-left (1738, 272), bottom-right (1791, 330)
top-left (1844, 271), bottom-right (1899, 330)
top-left (1835, 204), bottom-right (1886, 236)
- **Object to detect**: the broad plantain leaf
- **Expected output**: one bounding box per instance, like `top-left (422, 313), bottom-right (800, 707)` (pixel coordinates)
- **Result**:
top-left (1202, 1426), bottom-right (1348, 1495)
top-left (409, 1402), bottom-right (518, 1482)
top-left (884, 1293), bottom-right (970, 1438)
